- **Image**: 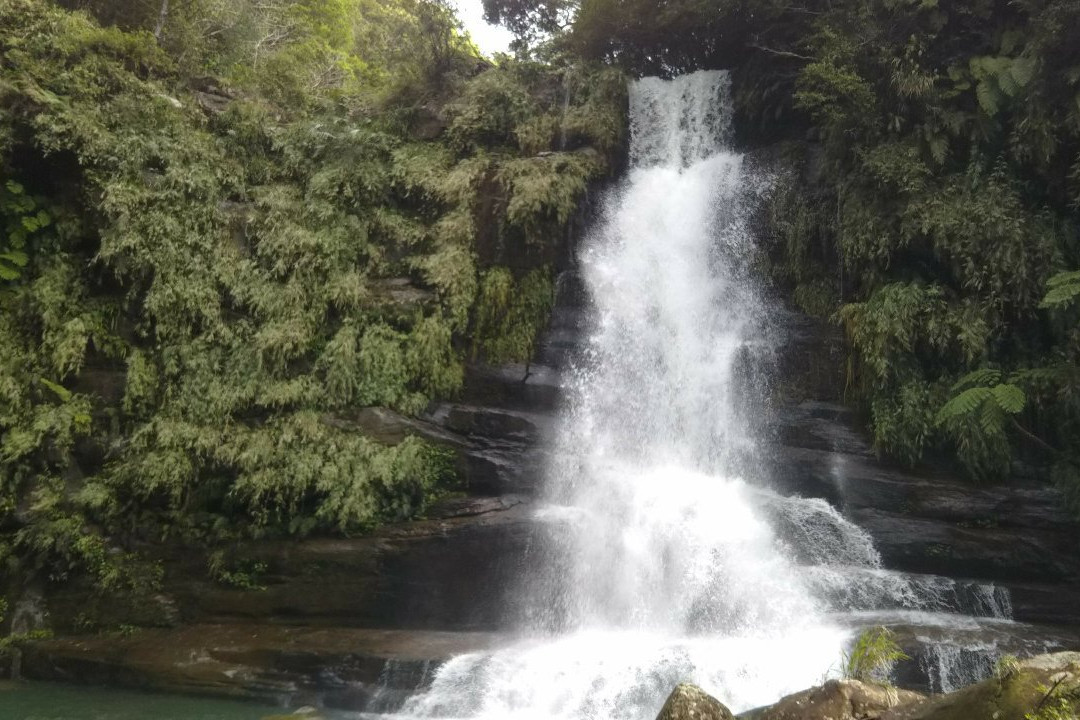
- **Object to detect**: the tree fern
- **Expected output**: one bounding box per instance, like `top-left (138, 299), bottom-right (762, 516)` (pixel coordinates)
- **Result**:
top-left (937, 386), bottom-right (995, 422)
top-left (991, 383), bottom-right (1026, 414)
top-left (950, 368), bottom-right (1002, 393)
top-left (1039, 270), bottom-right (1080, 309)
top-left (937, 371), bottom-right (1027, 480)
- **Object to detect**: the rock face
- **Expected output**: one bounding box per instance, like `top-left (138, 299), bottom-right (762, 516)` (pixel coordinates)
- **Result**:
top-left (765, 315), bottom-right (1080, 629)
top-left (739, 680), bottom-right (923, 720)
top-left (656, 683), bottom-right (735, 720)
top-left (42, 494), bottom-right (536, 635)
top-left (880, 652), bottom-right (1080, 720)
top-left (21, 624), bottom-right (503, 709)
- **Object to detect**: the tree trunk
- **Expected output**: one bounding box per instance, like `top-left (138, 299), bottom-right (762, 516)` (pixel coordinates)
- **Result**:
top-left (153, 0), bottom-right (169, 41)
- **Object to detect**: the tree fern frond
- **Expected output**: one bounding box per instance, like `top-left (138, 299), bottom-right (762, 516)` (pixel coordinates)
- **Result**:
top-left (976, 80), bottom-right (1000, 115)
top-left (996, 69), bottom-right (1019, 98)
top-left (1046, 270), bottom-right (1080, 288)
top-left (990, 383), bottom-right (1026, 414)
top-left (937, 386), bottom-right (992, 424)
top-left (1010, 366), bottom-right (1062, 387)
top-left (978, 401), bottom-right (1006, 436)
top-left (951, 368), bottom-right (1000, 393)
top-left (1040, 271), bottom-right (1080, 309)
top-left (1009, 57), bottom-right (1036, 89)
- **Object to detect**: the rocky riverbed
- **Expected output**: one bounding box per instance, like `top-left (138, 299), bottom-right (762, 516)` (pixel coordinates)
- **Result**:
top-left (659, 651), bottom-right (1080, 720)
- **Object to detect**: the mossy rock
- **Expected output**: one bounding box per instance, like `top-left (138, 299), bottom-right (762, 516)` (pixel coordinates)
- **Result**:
top-left (740, 679), bottom-right (923, 720)
top-left (880, 652), bottom-right (1080, 720)
top-left (656, 683), bottom-right (735, 720)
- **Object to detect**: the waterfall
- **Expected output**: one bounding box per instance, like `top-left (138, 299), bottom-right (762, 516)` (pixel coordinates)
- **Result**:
top-left (398, 70), bottom-right (999, 720)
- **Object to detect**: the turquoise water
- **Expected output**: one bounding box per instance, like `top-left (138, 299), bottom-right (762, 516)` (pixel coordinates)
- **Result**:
top-left (0, 681), bottom-right (308, 720)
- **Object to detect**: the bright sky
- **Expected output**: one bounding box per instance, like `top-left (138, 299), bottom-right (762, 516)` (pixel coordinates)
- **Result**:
top-left (451, 0), bottom-right (515, 56)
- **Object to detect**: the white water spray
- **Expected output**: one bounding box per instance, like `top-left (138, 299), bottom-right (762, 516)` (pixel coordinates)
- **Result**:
top-left (399, 70), bottom-right (1004, 720)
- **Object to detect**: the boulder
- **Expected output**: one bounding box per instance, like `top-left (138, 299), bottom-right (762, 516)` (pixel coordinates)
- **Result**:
top-left (740, 680), bottom-right (923, 720)
top-left (880, 652), bottom-right (1080, 720)
top-left (656, 683), bottom-right (735, 720)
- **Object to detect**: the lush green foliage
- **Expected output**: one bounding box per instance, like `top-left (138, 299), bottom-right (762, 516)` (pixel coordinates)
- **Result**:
top-left (770, 0), bottom-right (1080, 495)
top-left (842, 626), bottom-right (910, 684)
top-left (0, 0), bottom-right (624, 603)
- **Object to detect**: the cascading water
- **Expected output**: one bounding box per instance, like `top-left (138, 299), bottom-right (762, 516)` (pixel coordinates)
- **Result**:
top-left (396, 70), bottom-right (1012, 719)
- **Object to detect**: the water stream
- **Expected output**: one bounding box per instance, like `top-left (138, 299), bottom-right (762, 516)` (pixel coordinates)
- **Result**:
top-left (393, 69), bottom-right (965, 720)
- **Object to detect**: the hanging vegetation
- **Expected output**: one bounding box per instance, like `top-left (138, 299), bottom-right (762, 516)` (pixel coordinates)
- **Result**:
top-left (0, 0), bottom-right (625, 595)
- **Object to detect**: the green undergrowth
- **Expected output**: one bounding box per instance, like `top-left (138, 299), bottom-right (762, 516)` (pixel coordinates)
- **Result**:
top-left (727, 0), bottom-right (1080, 502)
top-left (0, 0), bottom-right (625, 604)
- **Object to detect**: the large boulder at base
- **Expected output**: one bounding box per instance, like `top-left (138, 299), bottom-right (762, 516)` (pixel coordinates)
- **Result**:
top-left (739, 679), bottom-right (924, 720)
top-left (656, 683), bottom-right (735, 720)
top-left (880, 652), bottom-right (1080, 720)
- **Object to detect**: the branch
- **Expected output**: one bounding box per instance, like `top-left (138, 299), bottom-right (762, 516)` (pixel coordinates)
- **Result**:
top-left (747, 43), bottom-right (814, 61)
top-left (1010, 418), bottom-right (1060, 455)
top-left (1033, 676), bottom-right (1066, 715)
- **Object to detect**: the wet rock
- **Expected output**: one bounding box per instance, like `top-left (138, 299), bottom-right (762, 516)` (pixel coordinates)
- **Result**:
top-left (851, 508), bottom-right (1077, 584)
top-left (880, 652), bottom-right (1080, 720)
top-left (41, 496), bottom-right (540, 634)
top-left (886, 621), bottom-right (1080, 694)
top-left (656, 683), bottom-right (734, 720)
top-left (457, 363), bottom-right (562, 413)
top-left (21, 624), bottom-right (504, 709)
top-left (763, 394), bottom-right (1080, 628)
top-left (430, 403), bottom-right (549, 443)
top-left (771, 310), bottom-right (847, 404)
top-left (740, 679), bottom-right (923, 720)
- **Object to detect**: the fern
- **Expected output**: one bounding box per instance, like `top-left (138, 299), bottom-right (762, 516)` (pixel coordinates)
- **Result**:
top-left (937, 371), bottom-right (1028, 480)
top-left (951, 368), bottom-right (1002, 393)
top-left (1039, 270), bottom-right (1080, 309)
top-left (992, 383), bottom-right (1026, 414)
top-left (938, 386), bottom-right (994, 422)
